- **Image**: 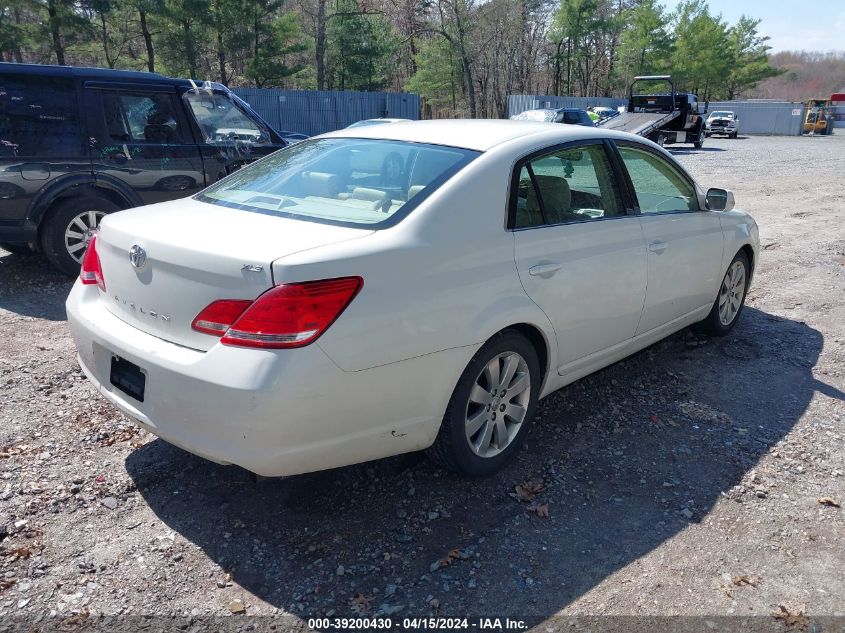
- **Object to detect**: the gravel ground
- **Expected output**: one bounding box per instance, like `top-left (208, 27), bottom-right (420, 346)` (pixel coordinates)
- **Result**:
top-left (0, 134), bottom-right (844, 631)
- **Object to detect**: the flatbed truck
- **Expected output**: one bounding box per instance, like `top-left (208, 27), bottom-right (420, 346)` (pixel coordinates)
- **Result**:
top-left (599, 75), bottom-right (706, 148)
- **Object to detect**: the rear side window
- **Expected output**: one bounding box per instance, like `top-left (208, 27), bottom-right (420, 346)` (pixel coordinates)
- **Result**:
top-left (617, 145), bottom-right (698, 213)
top-left (101, 92), bottom-right (187, 144)
top-left (562, 111), bottom-right (580, 124)
top-left (0, 74), bottom-right (83, 157)
top-left (513, 143), bottom-right (623, 228)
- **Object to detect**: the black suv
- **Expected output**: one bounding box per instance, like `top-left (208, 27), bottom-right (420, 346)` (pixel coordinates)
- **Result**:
top-left (510, 108), bottom-right (595, 127)
top-left (0, 63), bottom-right (287, 274)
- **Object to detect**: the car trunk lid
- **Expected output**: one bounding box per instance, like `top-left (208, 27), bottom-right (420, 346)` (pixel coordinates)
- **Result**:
top-left (95, 198), bottom-right (372, 351)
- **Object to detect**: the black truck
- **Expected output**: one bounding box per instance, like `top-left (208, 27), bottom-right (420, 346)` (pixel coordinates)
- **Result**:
top-left (599, 75), bottom-right (706, 148)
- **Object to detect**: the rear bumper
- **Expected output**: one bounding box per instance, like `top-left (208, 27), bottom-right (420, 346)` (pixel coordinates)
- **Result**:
top-left (66, 282), bottom-right (465, 476)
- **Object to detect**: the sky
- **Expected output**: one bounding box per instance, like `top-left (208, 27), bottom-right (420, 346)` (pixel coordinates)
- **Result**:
top-left (659, 0), bottom-right (845, 53)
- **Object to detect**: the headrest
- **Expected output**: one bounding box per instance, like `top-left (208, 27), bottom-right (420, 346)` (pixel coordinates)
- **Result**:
top-left (407, 185), bottom-right (426, 200)
top-left (301, 171), bottom-right (341, 198)
top-left (531, 175), bottom-right (571, 220)
top-left (351, 187), bottom-right (387, 202)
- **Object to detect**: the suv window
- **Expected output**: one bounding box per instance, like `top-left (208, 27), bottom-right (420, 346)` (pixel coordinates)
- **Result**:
top-left (101, 92), bottom-right (187, 143)
top-left (562, 111), bottom-right (580, 125)
top-left (183, 91), bottom-right (270, 145)
top-left (0, 74), bottom-right (82, 157)
top-left (617, 145), bottom-right (698, 213)
top-left (513, 143), bottom-right (623, 228)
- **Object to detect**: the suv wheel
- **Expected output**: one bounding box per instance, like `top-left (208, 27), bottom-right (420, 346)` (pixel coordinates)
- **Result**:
top-left (428, 330), bottom-right (541, 476)
top-left (40, 196), bottom-right (120, 276)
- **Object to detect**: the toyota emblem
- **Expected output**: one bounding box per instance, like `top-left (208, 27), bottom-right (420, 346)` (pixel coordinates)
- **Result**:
top-left (129, 245), bottom-right (147, 270)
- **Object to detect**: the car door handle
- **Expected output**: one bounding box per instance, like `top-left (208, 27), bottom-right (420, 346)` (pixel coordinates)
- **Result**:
top-left (648, 240), bottom-right (668, 254)
top-left (528, 263), bottom-right (562, 278)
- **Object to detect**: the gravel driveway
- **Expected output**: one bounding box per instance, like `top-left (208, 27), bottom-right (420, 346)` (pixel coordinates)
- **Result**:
top-left (1, 134), bottom-right (843, 631)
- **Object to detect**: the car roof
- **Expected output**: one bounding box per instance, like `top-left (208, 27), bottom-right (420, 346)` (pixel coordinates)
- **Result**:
top-left (529, 108), bottom-right (586, 113)
top-left (321, 119), bottom-right (634, 152)
top-left (0, 62), bottom-right (211, 89)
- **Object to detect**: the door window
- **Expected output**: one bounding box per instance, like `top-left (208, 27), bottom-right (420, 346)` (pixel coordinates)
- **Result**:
top-left (101, 92), bottom-right (186, 144)
top-left (0, 74), bottom-right (82, 157)
top-left (617, 145), bottom-right (698, 213)
top-left (512, 143), bottom-right (623, 228)
top-left (562, 111), bottom-right (580, 124)
top-left (183, 91), bottom-right (270, 145)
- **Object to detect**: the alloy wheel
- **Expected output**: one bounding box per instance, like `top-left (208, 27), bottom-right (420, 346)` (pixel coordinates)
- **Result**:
top-left (64, 210), bottom-right (106, 263)
top-left (718, 260), bottom-right (746, 326)
top-left (464, 352), bottom-right (531, 458)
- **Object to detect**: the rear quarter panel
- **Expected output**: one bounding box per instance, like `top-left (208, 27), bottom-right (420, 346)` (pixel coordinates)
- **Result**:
top-left (270, 148), bottom-right (559, 377)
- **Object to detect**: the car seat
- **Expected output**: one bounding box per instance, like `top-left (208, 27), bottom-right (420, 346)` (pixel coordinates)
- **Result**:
top-left (301, 171), bottom-right (343, 198)
top-left (527, 175), bottom-right (576, 224)
top-left (144, 99), bottom-right (178, 142)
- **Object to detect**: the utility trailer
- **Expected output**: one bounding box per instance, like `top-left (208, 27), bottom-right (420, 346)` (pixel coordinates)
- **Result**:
top-left (599, 75), bottom-right (706, 148)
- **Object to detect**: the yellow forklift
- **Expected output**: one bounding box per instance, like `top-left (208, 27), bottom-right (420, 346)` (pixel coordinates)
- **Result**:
top-left (803, 99), bottom-right (834, 135)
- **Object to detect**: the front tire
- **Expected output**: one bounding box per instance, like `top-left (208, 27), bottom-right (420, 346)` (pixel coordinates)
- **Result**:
top-left (428, 330), bottom-right (541, 476)
top-left (40, 196), bottom-right (120, 276)
top-left (695, 251), bottom-right (750, 336)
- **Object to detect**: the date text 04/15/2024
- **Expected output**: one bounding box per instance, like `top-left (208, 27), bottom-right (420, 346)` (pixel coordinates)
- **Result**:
top-left (307, 618), bottom-right (528, 630)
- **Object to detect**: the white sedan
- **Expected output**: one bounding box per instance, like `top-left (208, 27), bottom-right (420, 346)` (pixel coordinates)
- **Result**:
top-left (66, 120), bottom-right (759, 477)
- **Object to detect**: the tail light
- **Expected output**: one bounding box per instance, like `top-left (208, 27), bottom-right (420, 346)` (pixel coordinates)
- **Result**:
top-left (192, 276), bottom-right (363, 349)
top-left (79, 235), bottom-right (106, 292)
top-left (191, 299), bottom-right (252, 335)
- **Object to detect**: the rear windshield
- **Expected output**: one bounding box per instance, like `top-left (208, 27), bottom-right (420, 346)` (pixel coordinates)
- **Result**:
top-left (197, 138), bottom-right (479, 227)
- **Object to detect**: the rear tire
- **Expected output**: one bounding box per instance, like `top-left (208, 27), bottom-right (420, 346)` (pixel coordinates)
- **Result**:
top-left (428, 330), bottom-right (541, 476)
top-left (694, 250), bottom-right (750, 337)
top-left (40, 196), bottom-right (120, 276)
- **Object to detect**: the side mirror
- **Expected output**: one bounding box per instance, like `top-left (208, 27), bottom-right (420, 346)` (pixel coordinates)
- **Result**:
top-left (706, 188), bottom-right (735, 211)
